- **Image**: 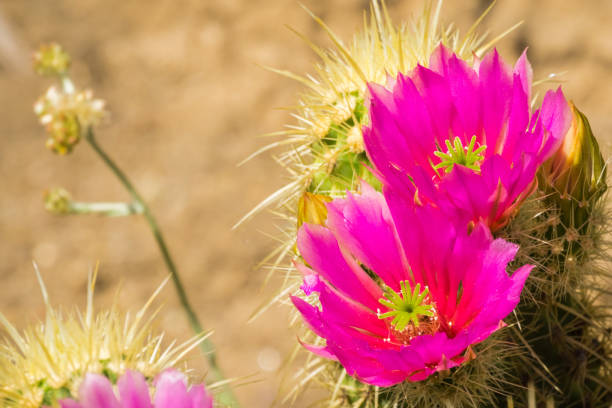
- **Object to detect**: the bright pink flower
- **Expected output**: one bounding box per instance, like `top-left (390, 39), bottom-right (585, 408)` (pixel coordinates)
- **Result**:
top-left (363, 44), bottom-right (571, 230)
top-left (59, 369), bottom-right (213, 408)
top-left (292, 185), bottom-right (532, 386)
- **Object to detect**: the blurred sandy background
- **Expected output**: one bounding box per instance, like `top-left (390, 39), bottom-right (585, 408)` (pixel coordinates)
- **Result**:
top-left (0, 0), bottom-right (611, 406)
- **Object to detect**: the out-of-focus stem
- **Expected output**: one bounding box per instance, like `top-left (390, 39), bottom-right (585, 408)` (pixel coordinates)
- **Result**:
top-left (84, 126), bottom-right (240, 407)
top-left (68, 201), bottom-right (143, 216)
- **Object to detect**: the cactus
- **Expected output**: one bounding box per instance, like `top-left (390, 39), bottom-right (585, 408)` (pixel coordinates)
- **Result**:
top-left (245, 1), bottom-right (611, 406)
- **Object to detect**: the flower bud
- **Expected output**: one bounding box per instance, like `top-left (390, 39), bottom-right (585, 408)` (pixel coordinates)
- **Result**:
top-left (297, 192), bottom-right (332, 228)
top-left (43, 187), bottom-right (72, 214)
top-left (346, 126), bottom-right (365, 153)
top-left (541, 103), bottom-right (606, 206)
top-left (33, 43), bottom-right (71, 77)
top-left (540, 103), bottom-right (607, 233)
top-left (46, 111), bottom-right (81, 154)
top-left (34, 86), bottom-right (105, 154)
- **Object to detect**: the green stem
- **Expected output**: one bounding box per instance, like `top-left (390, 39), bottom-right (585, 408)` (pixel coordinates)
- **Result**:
top-left (68, 201), bottom-right (143, 217)
top-left (84, 127), bottom-right (240, 407)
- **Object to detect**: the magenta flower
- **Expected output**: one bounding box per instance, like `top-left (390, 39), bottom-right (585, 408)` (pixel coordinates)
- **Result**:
top-left (292, 185), bottom-right (532, 386)
top-left (364, 44), bottom-right (571, 230)
top-left (59, 370), bottom-right (213, 408)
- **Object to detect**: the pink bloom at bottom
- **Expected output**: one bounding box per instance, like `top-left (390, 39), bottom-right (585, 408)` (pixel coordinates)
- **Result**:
top-left (292, 185), bottom-right (533, 386)
top-left (59, 369), bottom-right (213, 408)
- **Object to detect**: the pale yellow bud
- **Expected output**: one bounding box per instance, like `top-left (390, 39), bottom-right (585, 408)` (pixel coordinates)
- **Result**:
top-left (311, 115), bottom-right (332, 139)
top-left (346, 126), bottom-right (364, 153)
top-left (34, 86), bottom-right (105, 154)
top-left (43, 188), bottom-right (72, 214)
top-left (297, 192), bottom-right (332, 228)
top-left (33, 43), bottom-right (71, 77)
top-left (331, 95), bottom-right (357, 124)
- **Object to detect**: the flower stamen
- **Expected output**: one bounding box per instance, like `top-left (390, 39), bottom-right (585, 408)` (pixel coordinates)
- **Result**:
top-left (378, 281), bottom-right (434, 332)
top-left (433, 135), bottom-right (486, 173)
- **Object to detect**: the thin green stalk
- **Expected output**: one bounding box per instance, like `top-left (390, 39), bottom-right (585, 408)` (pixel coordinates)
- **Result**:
top-left (68, 201), bottom-right (143, 216)
top-left (84, 127), bottom-right (240, 407)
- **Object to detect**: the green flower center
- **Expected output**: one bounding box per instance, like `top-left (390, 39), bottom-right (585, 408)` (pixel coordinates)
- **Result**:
top-left (378, 281), bottom-right (434, 332)
top-left (433, 135), bottom-right (486, 174)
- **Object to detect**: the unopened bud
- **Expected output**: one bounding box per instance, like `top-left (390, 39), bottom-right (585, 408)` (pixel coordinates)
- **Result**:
top-left (541, 103), bottom-right (606, 205)
top-left (297, 192), bottom-right (332, 228)
top-left (311, 116), bottom-right (332, 139)
top-left (346, 126), bottom-right (364, 153)
top-left (331, 94), bottom-right (358, 124)
top-left (33, 43), bottom-right (71, 77)
top-left (43, 188), bottom-right (72, 214)
top-left (45, 112), bottom-right (81, 154)
top-left (540, 103), bottom-right (607, 233)
top-left (34, 86), bottom-right (105, 154)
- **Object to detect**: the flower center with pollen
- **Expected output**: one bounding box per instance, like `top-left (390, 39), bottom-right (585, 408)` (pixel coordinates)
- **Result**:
top-left (433, 135), bottom-right (486, 174)
top-left (377, 281), bottom-right (439, 344)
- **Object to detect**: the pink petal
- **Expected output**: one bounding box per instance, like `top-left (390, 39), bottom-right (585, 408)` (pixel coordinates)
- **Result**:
top-left (428, 43), bottom-right (453, 75)
top-left (537, 87), bottom-right (571, 158)
top-left (78, 374), bottom-right (121, 408)
top-left (299, 341), bottom-right (338, 361)
top-left (59, 400), bottom-right (83, 408)
top-left (292, 291), bottom-right (385, 350)
top-left (294, 262), bottom-right (321, 295)
top-left (291, 296), bottom-right (329, 340)
top-left (501, 74), bottom-right (531, 161)
top-left (330, 345), bottom-right (410, 387)
top-left (326, 188), bottom-right (407, 290)
top-left (297, 223), bottom-right (382, 310)
top-left (318, 281), bottom-right (388, 338)
top-left (391, 73), bottom-right (438, 168)
top-left (408, 331), bottom-right (470, 367)
top-left (453, 232), bottom-right (533, 331)
top-left (117, 370), bottom-right (152, 408)
top-left (513, 49), bottom-right (533, 98)
top-left (479, 49), bottom-right (514, 153)
top-left (365, 82), bottom-right (423, 175)
top-left (154, 370), bottom-right (191, 408)
top-left (187, 385), bottom-right (213, 408)
top-left (410, 65), bottom-right (461, 144)
top-left (443, 52), bottom-right (482, 139)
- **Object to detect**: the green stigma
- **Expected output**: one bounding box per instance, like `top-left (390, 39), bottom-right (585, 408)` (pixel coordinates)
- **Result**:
top-left (433, 135), bottom-right (486, 174)
top-left (378, 281), bottom-right (434, 332)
